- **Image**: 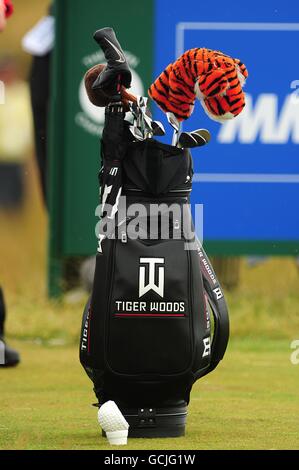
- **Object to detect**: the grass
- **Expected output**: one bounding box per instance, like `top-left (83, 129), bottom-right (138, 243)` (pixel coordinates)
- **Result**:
top-left (0, 156), bottom-right (299, 449)
top-left (0, 338), bottom-right (298, 450)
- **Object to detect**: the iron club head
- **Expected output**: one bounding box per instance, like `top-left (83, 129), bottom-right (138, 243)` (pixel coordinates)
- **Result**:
top-left (166, 112), bottom-right (180, 132)
top-left (178, 129), bottom-right (211, 148)
top-left (166, 112), bottom-right (181, 146)
top-left (151, 120), bottom-right (166, 136)
top-left (129, 125), bottom-right (145, 141)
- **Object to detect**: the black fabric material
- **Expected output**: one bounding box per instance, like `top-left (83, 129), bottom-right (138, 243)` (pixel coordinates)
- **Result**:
top-left (101, 105), bottom-right (128, 162)
top-left (0, 287), bottom-right (6, 337)
top-left (98, 105), bottom-right (128, 235)
top-left (80, 135), bottom-right (212, 408)
top-left (0, 163), bottom-right (24, 208)
top-left (29, 53), bottom-right (51, 206)
top-left (123, 139), bottom-right (193, 195)
top-left (80, 212), bottom-right (211, 407)
top-left (92, 28), bottom-right (132, 94)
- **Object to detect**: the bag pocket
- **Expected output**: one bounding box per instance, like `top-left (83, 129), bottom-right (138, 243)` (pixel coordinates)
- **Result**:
top-left (106, 238), bottom-right (193, 375)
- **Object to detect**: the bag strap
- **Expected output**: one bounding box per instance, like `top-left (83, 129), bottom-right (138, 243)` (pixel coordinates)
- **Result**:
top-left (197, 243), bottom-right (230, 377)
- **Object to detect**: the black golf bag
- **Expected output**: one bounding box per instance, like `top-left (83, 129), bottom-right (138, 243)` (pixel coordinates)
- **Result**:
top-left (80, 105), bottom-right (229, 438)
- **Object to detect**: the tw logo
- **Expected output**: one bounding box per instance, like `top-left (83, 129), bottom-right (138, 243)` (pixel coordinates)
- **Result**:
top-left (218, 93), bottom-right (299, 144)
top-left (139, 258), bottom-right (164, 298)
top-left (202, 337), bottom-right (211, 358)
top-left (213, 287), bottom-right (223, 300)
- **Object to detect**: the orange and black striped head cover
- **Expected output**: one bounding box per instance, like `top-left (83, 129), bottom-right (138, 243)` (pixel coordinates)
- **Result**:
top-left (148, 48), bottom-right (248, 122)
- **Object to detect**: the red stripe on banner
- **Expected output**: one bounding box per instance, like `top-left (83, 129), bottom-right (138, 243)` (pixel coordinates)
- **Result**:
top-left (114, 313), bottom-right (186, 318)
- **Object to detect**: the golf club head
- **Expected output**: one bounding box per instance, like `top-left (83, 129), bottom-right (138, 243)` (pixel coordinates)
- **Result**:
top-left (194, 129), bottom-right (211, 143)
top-left (130, 97), bottom-right (157, 140)
top-left (136, 96), bottom-right (148, 110)
top-left (142, 112), bottom-right (154, 128)
top-left (129, 102), bottom-right (139, 119)
top-left (92, 28), bottom-right (132, 92)
top-left (166, 112), bottom-right (181, 146)
top-left (152, 121), bottom-right (166, 136)
top-left (178, 129), bottom-right (211, 148)
top-left (166, 112), bottom-right (180, 132)
top-left (129, 125), bottom-right (144, 141)
top-left (135, 96), bottom-right (156, 139)
top-left (129, 102), bottom-right (144, 138)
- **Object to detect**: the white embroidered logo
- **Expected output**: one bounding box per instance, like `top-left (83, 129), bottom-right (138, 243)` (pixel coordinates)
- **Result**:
top-left (104, 38), bottom-right (126, 63)
top-left (202, 337), bottom-right (211, 358)
top-left (139, 258), bottom-right (165, 298)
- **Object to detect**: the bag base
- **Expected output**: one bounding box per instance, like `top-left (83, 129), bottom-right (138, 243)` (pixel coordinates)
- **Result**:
top-left (102, 403), bottom-right (187, 438)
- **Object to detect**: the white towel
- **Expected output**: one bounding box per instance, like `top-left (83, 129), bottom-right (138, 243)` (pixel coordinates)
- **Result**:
top-left (22, 16), bottom-right (55, 57)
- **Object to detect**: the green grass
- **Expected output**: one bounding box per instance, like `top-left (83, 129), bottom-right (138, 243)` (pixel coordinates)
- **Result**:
top-left (0, 338), bottom-right (298, 450)
top-left (1, 258), bottom-right (298, 450)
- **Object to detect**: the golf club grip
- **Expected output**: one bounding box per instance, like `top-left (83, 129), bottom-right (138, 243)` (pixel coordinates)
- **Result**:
top-left (93, 27), bottom-right (125, 66)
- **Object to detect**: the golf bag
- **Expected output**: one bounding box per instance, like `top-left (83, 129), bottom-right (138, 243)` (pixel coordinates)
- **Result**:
top-left (80, 104), bottom-right (229, 438)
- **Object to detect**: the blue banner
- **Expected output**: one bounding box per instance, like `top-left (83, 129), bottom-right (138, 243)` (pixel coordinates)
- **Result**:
top-left (153, 0), bottom-right (299, 253)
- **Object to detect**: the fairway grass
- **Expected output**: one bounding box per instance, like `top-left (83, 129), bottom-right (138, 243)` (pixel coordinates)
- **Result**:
top-left (0, 338), bottom-right (298, 450)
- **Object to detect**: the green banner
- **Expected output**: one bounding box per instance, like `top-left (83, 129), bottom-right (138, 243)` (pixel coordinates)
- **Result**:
top-left (49, 0), bottom-right (154, 296)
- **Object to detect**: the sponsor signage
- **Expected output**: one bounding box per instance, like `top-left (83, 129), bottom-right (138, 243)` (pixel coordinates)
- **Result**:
top-left (154, 1), bottom-right (299, 254)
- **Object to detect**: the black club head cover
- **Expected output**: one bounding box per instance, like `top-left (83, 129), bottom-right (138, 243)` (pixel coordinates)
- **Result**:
top-left (92, 28), bottom-right (132, 95)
